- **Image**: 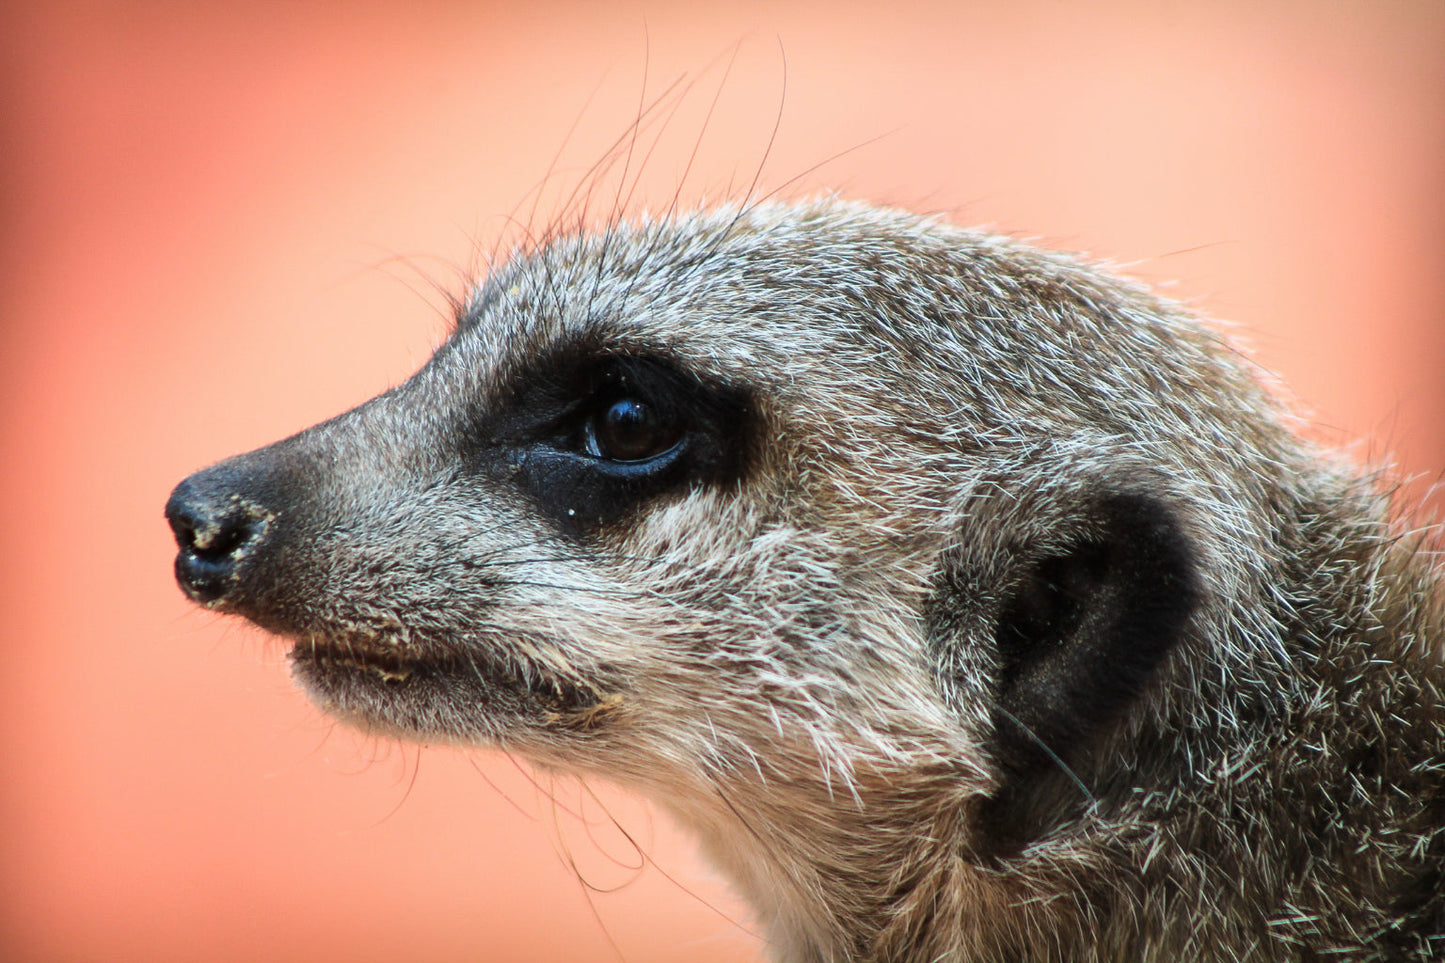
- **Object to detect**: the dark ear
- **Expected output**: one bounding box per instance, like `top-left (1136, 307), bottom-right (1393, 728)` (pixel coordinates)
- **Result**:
top-left (971, 492), bottom-right (1200, 854)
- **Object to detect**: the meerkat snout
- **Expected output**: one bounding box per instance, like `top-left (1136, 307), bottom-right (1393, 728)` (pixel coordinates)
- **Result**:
top-left (166, 471), bottom-right (274, 606)
top-left (167, 198), bottom-right (1444, 962)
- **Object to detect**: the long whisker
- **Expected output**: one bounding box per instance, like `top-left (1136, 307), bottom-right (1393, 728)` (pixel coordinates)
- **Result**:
top-left (578, 781), bottom-right (761, 939)
top-left (992, 705), bottom-right (1096, 805)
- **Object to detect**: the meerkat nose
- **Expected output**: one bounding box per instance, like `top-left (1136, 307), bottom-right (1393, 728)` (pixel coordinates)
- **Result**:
top-left (165, 472), bottom-right (271, 606)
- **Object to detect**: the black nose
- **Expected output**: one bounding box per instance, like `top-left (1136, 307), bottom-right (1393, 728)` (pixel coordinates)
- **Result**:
top-left (165, 474), bottom-right (273, 606)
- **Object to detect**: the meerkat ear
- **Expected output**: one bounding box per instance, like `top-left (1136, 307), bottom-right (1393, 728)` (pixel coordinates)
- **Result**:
top-left (965, 491), bottom-right (1200, 853)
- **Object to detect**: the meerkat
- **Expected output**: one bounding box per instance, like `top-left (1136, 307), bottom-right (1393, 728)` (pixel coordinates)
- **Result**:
top-left (166, 198), bottom-right (1444, 961)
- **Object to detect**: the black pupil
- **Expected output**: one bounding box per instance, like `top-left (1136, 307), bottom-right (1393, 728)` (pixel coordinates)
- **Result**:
top-left (594, 397), bottom-right (676, 462)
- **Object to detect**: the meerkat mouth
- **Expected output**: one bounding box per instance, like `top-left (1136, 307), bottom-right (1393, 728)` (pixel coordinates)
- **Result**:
top-left (290, 637), bottom-right (425, 683)
top-left (288, 633), bottom-right (603, 731)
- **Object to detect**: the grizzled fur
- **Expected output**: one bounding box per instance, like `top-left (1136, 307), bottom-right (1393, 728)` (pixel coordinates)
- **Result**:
top-left (167, 200), bottom-right (1445, 961)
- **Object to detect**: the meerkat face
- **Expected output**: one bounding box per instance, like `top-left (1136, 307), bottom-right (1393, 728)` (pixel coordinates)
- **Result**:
top-left (166, 208), bottom-right (963, 795)
top-left (166, 199), bottom-right (1290, 852)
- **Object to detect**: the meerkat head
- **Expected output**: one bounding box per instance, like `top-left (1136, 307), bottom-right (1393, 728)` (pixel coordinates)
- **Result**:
top-left (166, 199), bottom-right (1342, 956)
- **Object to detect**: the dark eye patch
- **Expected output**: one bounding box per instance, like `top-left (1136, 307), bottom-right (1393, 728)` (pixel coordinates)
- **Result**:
top-left (476, 352), bottom-right (751, 537)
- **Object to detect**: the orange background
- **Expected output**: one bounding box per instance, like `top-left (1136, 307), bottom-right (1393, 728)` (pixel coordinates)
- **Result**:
top-left (2, 2), bottom-right (1442, 961)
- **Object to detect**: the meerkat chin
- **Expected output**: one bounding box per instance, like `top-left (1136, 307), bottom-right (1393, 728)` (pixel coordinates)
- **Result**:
top-left (166, 199), bottom-right (1444, 962)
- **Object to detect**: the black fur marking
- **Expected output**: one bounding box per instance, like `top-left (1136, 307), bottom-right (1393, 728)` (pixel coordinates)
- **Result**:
top-left (477, 353), bottom-right (750, 536)
top-left (977, 492), bottom-right (1199, 854)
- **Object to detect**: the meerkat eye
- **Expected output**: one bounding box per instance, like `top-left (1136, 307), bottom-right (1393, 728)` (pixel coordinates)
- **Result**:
top-left (486, 352), bottom-right (750, 534)
top-left (584, 396), bottom-right (683, 462)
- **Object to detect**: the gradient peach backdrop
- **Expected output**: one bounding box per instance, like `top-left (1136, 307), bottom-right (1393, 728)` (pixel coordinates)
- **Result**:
top-left (2, 2), bottom-right (1442, 961)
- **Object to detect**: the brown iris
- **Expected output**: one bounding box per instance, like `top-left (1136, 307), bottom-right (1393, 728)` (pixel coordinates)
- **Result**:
top-left (586, 397), bottom-right (682, 462)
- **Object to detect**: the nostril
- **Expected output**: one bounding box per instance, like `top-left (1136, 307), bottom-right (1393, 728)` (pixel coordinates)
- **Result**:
top-left (165, 478), bottom-right (273, 606)
top-left (170, 503), bottom-right (254, 560)
top-left (194, 516), bottom-right (253, 561)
